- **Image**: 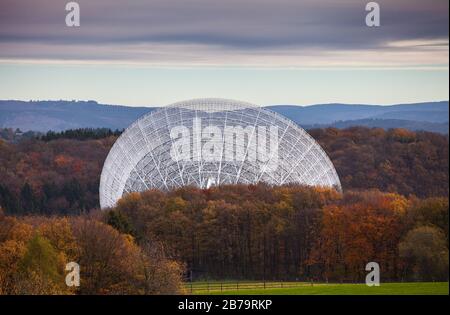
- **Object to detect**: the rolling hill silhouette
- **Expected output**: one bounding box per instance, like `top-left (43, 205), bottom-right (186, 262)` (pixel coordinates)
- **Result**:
top-left (0, 100), bottom-right (448, 134)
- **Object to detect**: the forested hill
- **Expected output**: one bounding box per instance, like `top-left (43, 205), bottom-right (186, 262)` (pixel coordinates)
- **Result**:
top-left (0, 126), bottom-right (448, 287)
top-left (0, 100), bottom-right (153, 132)
top-left (0, 100), bottom-right (448, 134)
top-left (0, 126), bottom-right (447, 216)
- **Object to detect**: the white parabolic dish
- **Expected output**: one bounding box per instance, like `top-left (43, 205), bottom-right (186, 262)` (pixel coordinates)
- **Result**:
top-left (99, 98), bottom-right (341, 209)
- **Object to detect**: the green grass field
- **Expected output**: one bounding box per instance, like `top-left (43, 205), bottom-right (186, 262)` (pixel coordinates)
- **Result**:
top-left (186, 281), bottom-right (449, 295)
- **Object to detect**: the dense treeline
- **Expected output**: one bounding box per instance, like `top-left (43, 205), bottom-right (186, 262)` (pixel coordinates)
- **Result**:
top-left (111, 185), bottom-right (449, 282)
top-left (309, 127), bottom-right (449, 198)
top-left (41, 128), bottom-right (122, 141)
top-left (0, 127), bottom-right (448, 215)
top-left (0, 136), bottom-right (113, 215)
top-left (0, 128), bottom-right (40, 142)
top-left (0, 208), bottom-right (184, 294)
top-left (0, 125), bottom-right (448, 288)
top-left (0, 127), bottom-right (121, 143)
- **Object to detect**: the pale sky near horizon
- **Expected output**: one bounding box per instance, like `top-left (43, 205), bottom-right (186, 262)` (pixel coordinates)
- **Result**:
top-left (0, 0), bottom-right (448, 107)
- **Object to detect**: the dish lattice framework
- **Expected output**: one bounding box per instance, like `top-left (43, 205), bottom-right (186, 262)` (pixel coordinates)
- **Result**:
top-left (99, 98), bottom-right (342, 208)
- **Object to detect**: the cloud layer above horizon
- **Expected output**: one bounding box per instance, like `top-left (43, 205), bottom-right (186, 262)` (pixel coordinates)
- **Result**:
top-left (0, 0), bottom-right (448, 67)
top-left (0, 0), bottom-right (448, 106)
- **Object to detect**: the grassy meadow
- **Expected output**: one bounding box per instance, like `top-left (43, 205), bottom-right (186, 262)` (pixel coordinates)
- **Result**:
top-left (186, 281), bottom-right (449, 295)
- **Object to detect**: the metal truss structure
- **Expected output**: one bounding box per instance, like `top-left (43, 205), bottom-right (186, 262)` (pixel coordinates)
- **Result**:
top-left (100, 98), bottom-right (341, 208)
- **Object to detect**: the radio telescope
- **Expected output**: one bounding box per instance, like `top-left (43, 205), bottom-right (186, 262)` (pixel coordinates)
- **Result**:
top-left (100, 98), bottom-right (341, 208)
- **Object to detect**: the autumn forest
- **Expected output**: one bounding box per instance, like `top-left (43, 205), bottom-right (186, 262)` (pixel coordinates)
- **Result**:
top-left (0, 127), bottom-right (448, 294)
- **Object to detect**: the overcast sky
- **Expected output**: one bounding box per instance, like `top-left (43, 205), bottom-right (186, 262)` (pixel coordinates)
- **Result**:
top-left (0, 0), bottom-right (448, 106)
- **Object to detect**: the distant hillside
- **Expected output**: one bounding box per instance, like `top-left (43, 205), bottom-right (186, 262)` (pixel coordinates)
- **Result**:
top-left (0, 100), bottom-right (154, 132)
top-left (266, 101), bottom-right (449, 125)
top-left (305, 119), bottom-right (449, 134)
top-left (0, 100), bottom-right (448, 134)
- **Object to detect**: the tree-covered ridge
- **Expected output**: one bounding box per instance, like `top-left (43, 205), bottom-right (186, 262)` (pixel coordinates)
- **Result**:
top-left (0, 127), bottom-right (122, 142)
top-left (0, 127), bottom-right (448, 215)
top-left (40, 128), bottom-right (123, 141)
top-left (0, 135), bottom-right (113, 215)
top-left (310, 127), bottom-right (448, 198)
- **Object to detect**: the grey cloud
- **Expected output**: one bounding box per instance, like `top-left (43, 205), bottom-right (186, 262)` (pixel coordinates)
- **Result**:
top-left (0, 0), bottom-right (447, 62)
